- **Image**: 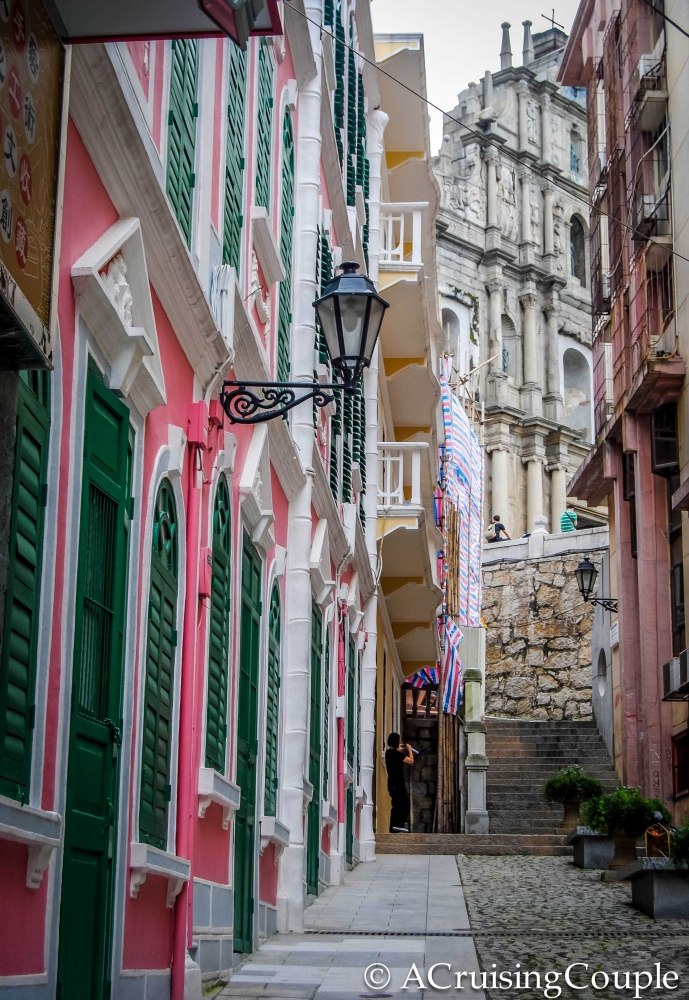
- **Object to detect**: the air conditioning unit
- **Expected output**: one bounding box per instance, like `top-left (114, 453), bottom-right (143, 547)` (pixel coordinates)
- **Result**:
top-left (663, 648), bottom-right (689, 700)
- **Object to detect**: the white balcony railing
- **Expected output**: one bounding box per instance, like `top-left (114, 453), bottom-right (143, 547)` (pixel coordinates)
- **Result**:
top-left (378, 442), bottom-right (429, 507)
top-left (379, 203), bottom-right (427, 269)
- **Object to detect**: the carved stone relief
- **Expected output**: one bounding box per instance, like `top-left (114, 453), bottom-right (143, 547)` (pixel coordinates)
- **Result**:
top-left (102, 254), bottom-right (133, 327)
top-left (498, 164), bottom-right (518, 242)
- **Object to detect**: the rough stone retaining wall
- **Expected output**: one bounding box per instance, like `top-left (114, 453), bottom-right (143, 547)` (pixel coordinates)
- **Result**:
top-left (482, 548), bottom-right (603, 720)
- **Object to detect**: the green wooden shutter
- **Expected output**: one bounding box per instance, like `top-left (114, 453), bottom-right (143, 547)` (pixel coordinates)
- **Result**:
top-left (334, 4), bottom-right (345, 168)
top-left (322, 628), bottom-right (330, 800)
top-left (323, 0), bottom-right (334, 27)
top-left (356, 72), bottom-right (371, 271)
top-left (167, 39), bottom-right (199, 246)
top-left (329, 389), bottom-right (341, 502)
top-left (139, 480), bottom-right (178, 850)
top-left (205, 476), bottom-right (231, 773)
top-left (0, 376), bottom-right (50, 801)
top-left (347, 639), bottom-right (355, 767)
top-left (255, 40), bottom-right (274, 211)
top-left (342, 387), bottom-right (353, 501)
top-left (277, 109), bottom-right (295, 383)
top-left (316, 230), bottom-right (332, 364)
top-left (264, 583), bottom-right (281, 816)
top-left (346, 20), bottom-right (357, 207)
top-left (224, 44), bottom-right (247, 271)
top-left (307, 602), bottom-right (322, 895)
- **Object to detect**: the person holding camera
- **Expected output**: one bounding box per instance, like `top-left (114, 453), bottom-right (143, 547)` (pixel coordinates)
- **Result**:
top-left (385, 732), bottom-right (414, 832)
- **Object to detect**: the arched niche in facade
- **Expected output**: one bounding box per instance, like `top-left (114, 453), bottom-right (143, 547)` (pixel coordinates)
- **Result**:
top-left (501, 314), bottom-right (518, 381)
top-left (563, 347), bottom-right (591, 440)
top-left (442, 307), bottom-right (460, 356)
top-left (570, 214), bottom-right (587, 287)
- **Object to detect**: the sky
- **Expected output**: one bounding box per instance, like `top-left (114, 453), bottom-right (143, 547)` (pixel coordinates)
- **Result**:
top-left (370, 0), bottom-right (582, 153)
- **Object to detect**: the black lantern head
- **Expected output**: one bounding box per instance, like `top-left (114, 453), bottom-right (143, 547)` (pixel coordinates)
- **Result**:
top-left (313, 262), bottom-right (389, 383)
top-left (575, 558), bottom-right (598, 602)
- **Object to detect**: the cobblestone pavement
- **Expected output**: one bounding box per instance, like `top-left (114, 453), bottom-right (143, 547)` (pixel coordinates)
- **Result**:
top-left (213, 855), bottom-right (484, 1000)
top-left (457, 855), bottom-right (689, 1000)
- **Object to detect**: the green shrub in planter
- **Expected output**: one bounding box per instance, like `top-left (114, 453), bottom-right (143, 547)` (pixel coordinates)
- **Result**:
top-left (543, 765), bottom-right (603, 804)
top-left (671, 823), bottom-right (689, 869)
top-left (581, 786), bottom-right (671, 837)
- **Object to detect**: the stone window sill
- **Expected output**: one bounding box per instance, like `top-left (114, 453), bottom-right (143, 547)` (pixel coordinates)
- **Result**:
top-left (0, 794), bottom-right (62, 889)
top-left (130, 842), bottom-right (190, 906)
top-left (198, 767), bottom-right (241, 830)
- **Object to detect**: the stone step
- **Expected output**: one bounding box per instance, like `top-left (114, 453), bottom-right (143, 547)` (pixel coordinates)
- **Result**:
top-left (485, 721), bottom-right (598, 731)
top-left (375, 833), bottom-right (572, 857)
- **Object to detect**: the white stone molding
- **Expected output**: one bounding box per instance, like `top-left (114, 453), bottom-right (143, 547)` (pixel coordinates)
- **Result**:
top-left (166, 425), bottom-right (187, 480)
top-left (129, 842), bottom-right (190, 906)
top-left (347, 572), bottom-right (364, 635)
top-left (260, 816), bottom-right (291, 860)
top-left (239, 423), bottom-right (275, 551)
top-left (72, 217), bottom-right (166, 415)
top-left (274, 544), bottom-right (287, 578)
top-left (309, 519), bottom-right (336, 608)
top-left (197, 767), bottom-right (241, 829)
top-left (0, 794), bottom-right (62, 890)
top-left (250, 207), bottom-right (286, 288)
top-left (321, 800), bottom-right (338, 827)
top-left (355, 786), bottom-right (366, 805)
top-left (302, 777), bottom-right (314, 814)
top-left (209, 264), bottom-right (236, 355)
top-left (283, 0), bottom-right (317, 89)
top-left (216, 431), bottom-right (238, 475)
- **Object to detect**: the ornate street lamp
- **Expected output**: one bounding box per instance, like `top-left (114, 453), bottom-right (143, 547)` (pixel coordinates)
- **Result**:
top-left (574, 558), bottom-right (618, 613)
top-left (220, 262), bottom-right (388, 424)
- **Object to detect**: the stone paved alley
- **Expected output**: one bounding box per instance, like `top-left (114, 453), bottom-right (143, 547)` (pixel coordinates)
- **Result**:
top-left (213, 854), bottom-right (689, 1000)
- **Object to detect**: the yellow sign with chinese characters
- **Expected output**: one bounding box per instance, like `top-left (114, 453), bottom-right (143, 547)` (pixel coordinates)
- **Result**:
top-left (0, 0), bottom-right (63, 366)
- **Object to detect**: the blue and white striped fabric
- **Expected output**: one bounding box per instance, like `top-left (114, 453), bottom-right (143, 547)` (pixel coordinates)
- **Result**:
top-left (443, 617), bottom-right (464, 715)
top-left (440, 370), bottom-right (484, 628)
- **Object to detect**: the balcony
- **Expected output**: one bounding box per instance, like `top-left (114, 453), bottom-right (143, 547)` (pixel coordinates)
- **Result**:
top-left (377, 442), bottom-right (430, 510)
top-left (379, 203), bottom-right (428, 271)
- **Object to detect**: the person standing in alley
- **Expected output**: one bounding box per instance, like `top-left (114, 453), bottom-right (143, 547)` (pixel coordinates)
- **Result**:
top-left (385, 733), bottom-right (414, 832)
top-left (560, 504), bottom-right (578, 532)
top-left (485, 513), bottom-right (511, 542)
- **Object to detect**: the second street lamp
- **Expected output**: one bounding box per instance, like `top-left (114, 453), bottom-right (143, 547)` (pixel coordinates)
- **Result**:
top-left (574, 558), bottom-right (618, 613)
top-left (220, 262), bottom-right (388, 424)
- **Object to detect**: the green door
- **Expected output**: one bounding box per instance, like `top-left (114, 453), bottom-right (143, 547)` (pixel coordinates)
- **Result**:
top-left (57, 364), bottom-right (132, 1000)
top-left (345, 639), bottom-right (356, 866)
top-left (306, 603), bottom-right (322, 895)
top-left (234, 534), bottom-right (261, 953)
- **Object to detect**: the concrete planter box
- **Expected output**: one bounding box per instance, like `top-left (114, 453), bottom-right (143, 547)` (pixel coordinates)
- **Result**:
top-left (566, 827), bottom-right (615, 870)
top-left (617, 858), bottom-right (689, 918)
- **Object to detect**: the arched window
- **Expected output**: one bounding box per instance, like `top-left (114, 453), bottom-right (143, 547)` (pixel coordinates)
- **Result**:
top-left (205, 476), bottom-right (232, 773)
top-left (563, 347), bottom-right (591, 440)
top-left (166, 39), bottom-right (199, 245)
top-left (596, 648), bottom-right (607, 697)
top-left (139, 479), bottom-right (179, 850)
top-left (570, 216), bottom-right (586, 286)
top-left (264, 583), bottom-right (281, 816)
top-left (223, 44), bottom-right (247, 271)
top-left (277, 109), bottom-right (295, 382)
top-left (255, 40), bottom-right (274, 211)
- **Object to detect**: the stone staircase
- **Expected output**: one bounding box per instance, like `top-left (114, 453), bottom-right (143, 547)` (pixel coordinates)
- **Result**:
top-left (376, 718), bottom-right (619, 857)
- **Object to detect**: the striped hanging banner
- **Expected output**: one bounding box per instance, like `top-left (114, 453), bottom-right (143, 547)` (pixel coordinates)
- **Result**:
top-left (443, 616), bottom-right (464, 715)
top-left (408, 666), bottom-right (439, 688)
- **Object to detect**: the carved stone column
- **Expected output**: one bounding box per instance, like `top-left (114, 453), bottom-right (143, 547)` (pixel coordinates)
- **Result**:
top-left (488, 445), bottom-right (510, 523)
top-left (544, 184), bottom-right (554, 256)
top-left (549, 464), bottom-right (568, 533)
top-left (485, 149), bottom-right (498, 229)
top-left (520, 292), bottom-right (539, 386)
top-left (544, 299), bottom-right (563, 422)
top-left (518, 82), bottom-right (529, 153)
top-left (524, 455), bottom-right (545, 531)
top-left (488, 281), bottom-right (503, 372)
top-left (520, 171), bottom-right (532, 244)
top-left (540, 93), bottom-right (552, 164)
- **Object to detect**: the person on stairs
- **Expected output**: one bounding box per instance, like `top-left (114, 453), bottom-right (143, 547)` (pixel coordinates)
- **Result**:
top-left (385, 733), bottom-right (414, 832)
top-left (485, 513), bottom-right (511, 543)
top-left (560, 504), bottom-right (578, 533)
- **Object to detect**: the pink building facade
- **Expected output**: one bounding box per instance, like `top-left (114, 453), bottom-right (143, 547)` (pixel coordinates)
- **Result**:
top-left (0, 3), bottom-right (388, 996)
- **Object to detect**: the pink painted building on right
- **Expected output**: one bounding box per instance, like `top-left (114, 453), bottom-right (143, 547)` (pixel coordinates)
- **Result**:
top-left (561, 0), bottom-right (689, 820)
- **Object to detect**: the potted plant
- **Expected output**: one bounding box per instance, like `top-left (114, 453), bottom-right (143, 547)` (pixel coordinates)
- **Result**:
top-left (619, 824), bottom-right (689, 918)
top-left (581, 787), bottom-right (671, 874)
top-left (543, 765), bottom-right (604, 835)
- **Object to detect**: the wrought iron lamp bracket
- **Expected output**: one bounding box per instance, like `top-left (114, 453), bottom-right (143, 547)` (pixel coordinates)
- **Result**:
top-left (587, 597), bottom-right (619, 613)
top-left (220, 378), bottom-right (356, 425)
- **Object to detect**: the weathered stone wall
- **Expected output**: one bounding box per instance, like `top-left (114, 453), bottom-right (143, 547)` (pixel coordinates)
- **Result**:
top-left (482, 549), bottom-right (603, 720)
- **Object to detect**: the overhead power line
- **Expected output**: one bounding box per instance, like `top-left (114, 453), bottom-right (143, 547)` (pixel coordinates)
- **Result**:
top-left (638, 0), bottom-right (689, 41)
top-left (283, 0), bottom-right (689, 268)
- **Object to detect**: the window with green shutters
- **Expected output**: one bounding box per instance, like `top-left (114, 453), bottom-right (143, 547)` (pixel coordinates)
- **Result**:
top-left (334, 3), bottom-right (345, 168)
top-left (167, 39), bottom-right (199, 246)
top-left (342, 386), bottom-right (353, 502)
top-left (322, 627), bottom-right (330, 800)
top-left (224, 44), bottom-right (247, 272)
top-left (139, 479), bottom-right (179, 850)
top-left (205, 476), bottom-right (231, 773)
top-left (307, 602), bottom-right (323, 895)
top-left (255, 40), bottom-right (274, 212)
top-left (264, 582), bottom-right (281, 816)
top-left (323, 0), bottom-right (334, 27)
top-left (277, 109), bottom-right (295, 382)
top-left (353, 381), bottom-right (366, 525)
top-left (329, 390), bottom-right (342, 503)
top-left (0, 373), bottom-right (50, 802)
top-left (346, 20), bottom-right (357, 207)
top-left (356, 72), bottom-right (371, 271)
top-left (347, 638), bottom-right (355, 767)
